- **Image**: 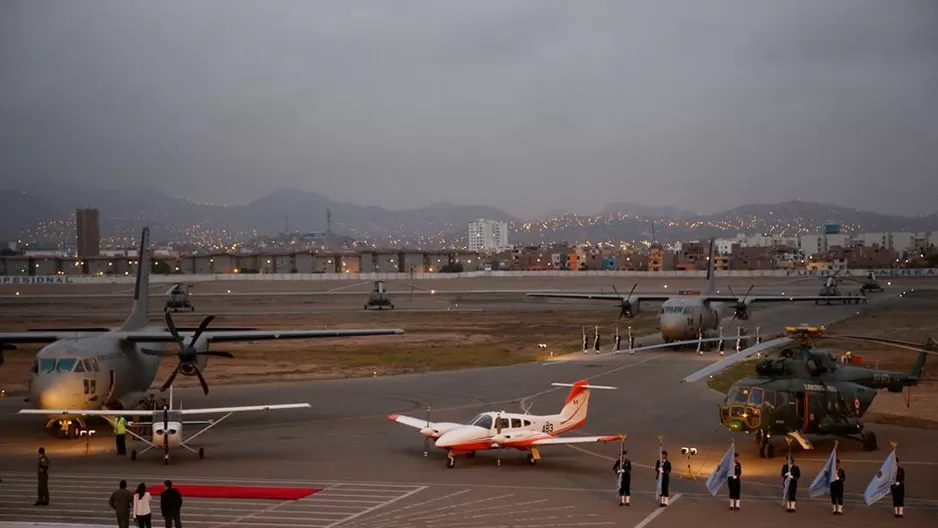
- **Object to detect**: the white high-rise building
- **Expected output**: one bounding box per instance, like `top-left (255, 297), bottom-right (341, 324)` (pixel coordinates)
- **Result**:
top-left (469, 219), bottom-right (509, 252)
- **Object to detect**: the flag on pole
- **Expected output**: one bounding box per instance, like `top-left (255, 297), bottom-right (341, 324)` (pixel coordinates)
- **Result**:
top-left (808, 444), bottom-right (838, 498)
top-left (593, 326), bottom-right (600, 352)
top-left (614, 326), bottom-right (621, 352)
top-left (582, 327), bottom-right (588, 353)
top-left (781, 451), bottom-right (793, 506)
top-left (706, 442), bottom-right (735, 496)
top-left (655, 441), bottom-right (664, 500)
top-left (863, 448), bottom-right (898, 506)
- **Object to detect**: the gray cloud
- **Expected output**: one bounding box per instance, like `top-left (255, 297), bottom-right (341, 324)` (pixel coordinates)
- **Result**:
top-left (1, 0), bottom-right (936, 218)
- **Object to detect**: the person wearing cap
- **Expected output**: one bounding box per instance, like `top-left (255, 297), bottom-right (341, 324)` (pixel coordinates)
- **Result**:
top-left (830, 459), bottom-right (845, 515)
top-left (613, 451), bottom-right (632, 506)
top-left (655, 450), bottom-right (672, 507)
top-left (728, 452), bottom-right (741, 511)
top-left (891, 458), bottom-right (905, 518)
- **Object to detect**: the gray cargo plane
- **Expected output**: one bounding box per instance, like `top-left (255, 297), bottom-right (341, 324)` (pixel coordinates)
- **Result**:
top-left (526, 240), bottom-right (866, 343)
top-left (0, 227), bottom-right (404, 436)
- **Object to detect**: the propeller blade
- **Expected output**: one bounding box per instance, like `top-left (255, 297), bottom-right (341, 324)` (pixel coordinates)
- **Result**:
top-left (424, 406), bottom-right (430, 457)
top-left (189, 315), bottom-right (216, 347)
top-left (193, 365), bottom-right (210, 395)
top-left (160, 365), bottom-right (182, 392)
top-left (626, 283), bottom-right (638, 300)
top-left (164, 311), bottom-right (183, 346)
top-left (197, 351), bottom-right (234, 359)
top-left (682, 336), bottom-right (792, 383)
top-left (743, 284), bottom-right (754, 300)
top-left (141, 348), bottom-right (176, 357)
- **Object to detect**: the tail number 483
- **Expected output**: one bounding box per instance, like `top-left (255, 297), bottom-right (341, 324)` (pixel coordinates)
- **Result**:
top-left (542, 422), bottom-right (555, 434)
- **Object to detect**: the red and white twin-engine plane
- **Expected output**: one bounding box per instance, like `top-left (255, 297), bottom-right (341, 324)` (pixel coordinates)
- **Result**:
top-left (388, 380), bottom-right (622, 468)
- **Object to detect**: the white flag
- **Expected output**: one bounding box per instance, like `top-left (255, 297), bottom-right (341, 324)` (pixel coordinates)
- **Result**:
top-left (808, 445), bottom-right (837, 498)
top-left (863, 449), bottom-right (898, 506)
top-left (655, 443), bottom-right (663, 500)
top-left (781, 451), bottom-right (792, 506)
top-left (706, 443), bottom-right (734, 496)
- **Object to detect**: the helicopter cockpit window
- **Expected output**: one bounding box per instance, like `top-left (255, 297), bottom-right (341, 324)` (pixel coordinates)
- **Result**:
top-left (727, 387), bottom-right (749, 403)
top-left (763, 390), bottom-right (776, 407)
top-left (748, 388), bottom-right (764, 406)
top-left (469, 414), bottom-right (493, 429)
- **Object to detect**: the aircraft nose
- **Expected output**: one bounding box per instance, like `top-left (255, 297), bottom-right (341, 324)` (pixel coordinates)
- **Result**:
top-left (659, 315), bottom-right (684, 340)
top-left (31, 374), bottom-right (83, 410)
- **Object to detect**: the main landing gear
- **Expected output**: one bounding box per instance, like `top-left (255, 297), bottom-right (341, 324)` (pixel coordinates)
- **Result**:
top-left (444, 448), bottom-right (540, 468)
top-left (756, 430), bottom-right (776, 459)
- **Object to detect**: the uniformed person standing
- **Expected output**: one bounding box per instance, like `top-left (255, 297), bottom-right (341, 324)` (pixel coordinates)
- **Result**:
top-left (613, 451), bottom-right (632, 506)
top-left (728, 452), bottom-right (741, 510)
top-left (655, 450), bottom-right (672, 507)
top-left (35, 447), bottom-right (50, 506)
top-left (781, 456), bottom-right (800, 512)
top-left (891, 458), bottom-right (905, 518)
top-left (829, 459), bottom-right (845, 515)
top-left (114, 415), bottom-right (128, 456)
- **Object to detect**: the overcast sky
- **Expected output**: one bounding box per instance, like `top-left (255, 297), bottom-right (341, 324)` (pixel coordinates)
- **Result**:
top-left (1, 0), bottom-right (936, 218)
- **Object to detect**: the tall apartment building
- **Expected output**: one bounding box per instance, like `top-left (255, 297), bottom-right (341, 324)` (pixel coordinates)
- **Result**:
top-left (76, 208), bottom-right (100, 258)
top-left (468, 219), bottom-right (509, 252)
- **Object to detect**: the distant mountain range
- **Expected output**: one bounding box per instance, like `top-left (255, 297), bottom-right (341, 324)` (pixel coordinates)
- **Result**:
top-left (2, 182), bottom-right (937, 248)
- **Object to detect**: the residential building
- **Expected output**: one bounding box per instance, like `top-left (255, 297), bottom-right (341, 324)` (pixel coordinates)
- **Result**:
top-left (798, 232), bottom-right (848, 257)
top-left (853, 232), bottom-right (916, 257)
top-left (468, 219), bottom-right (509, 253)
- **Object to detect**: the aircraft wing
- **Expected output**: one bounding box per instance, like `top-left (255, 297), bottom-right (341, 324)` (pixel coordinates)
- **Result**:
top-left (387, 414), bottom-right (465, 437)
top-left (702, 294), bottom-right (864, 304)
top-left (18, 409), bottom-right (154, 417)
top-left (121, 328), bottom-right (405, 343)
top-left (525, 292), bottom-right (672, 302)
top-left (0, 331), bottom-right (107, 344)
top-left (175, 403), bottom-right (311, 415)
top-left (530, 434), bottom-right (624, 446)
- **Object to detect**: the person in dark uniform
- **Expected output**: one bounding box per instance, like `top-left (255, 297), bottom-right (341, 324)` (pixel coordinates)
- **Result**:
top-left (830, 459), bottom-right (845, 515)
top-left (613, 451), bottom-right (632, 506)
top-left (728, 452), bottom-right (741, 510)
top-left (160, 480), bottom-right (183, 528)
top-left (110, 480), bottom-right (134, 528)
top-left (655, 450), bottom-right (672, 507)
top-left (35, 447), bottom-right (50, 506)
top-left (891, 458), bottom-right (905, 518)
top-left (781, 456), bottom-right (800, 512)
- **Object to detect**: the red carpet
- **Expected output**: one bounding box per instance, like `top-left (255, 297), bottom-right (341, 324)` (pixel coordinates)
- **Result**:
top-left (147, 484), bottom-right (321, 500)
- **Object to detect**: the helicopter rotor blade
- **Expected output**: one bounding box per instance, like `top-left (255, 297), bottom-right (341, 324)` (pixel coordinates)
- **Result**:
top-left (682, 336), bottom-right (792, 383)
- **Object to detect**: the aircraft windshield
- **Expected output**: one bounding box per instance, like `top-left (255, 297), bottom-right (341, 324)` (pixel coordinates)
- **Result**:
top-left (662, 306), bottom-right (685, 314)
top-left (726, 387), bottom-right (750, 404)
top-left (37, 358), bottom-right (80, 373)
top-left (469, 414), bottom-right (493, 429)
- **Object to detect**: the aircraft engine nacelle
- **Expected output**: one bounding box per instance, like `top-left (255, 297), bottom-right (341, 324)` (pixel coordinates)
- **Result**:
top-left (733, 302), bottom-right (750, 321)
top-left (152, 421), bottom-right (183, 448)
top-left (754, 358), bottom-right (789, 376)
top-left (180, 351), bottom-right (208, 377)
top-left (420, 427), bottom-right (438, 438)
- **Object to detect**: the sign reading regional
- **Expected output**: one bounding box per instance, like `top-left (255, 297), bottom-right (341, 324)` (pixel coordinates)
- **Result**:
top-left (0, 276), bottom-right (74, 285)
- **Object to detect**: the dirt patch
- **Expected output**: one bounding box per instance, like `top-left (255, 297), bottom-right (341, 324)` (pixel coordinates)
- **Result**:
top-left (0, 310), bottom-right (656, 394)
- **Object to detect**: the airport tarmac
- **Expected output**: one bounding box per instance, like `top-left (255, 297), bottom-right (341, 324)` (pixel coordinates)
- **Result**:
top-left (2, 289), bottom-right (936, 527)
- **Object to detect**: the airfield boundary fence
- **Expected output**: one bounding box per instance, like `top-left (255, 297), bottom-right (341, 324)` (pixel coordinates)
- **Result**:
top-left (2, 268), bottom-right (937, 286)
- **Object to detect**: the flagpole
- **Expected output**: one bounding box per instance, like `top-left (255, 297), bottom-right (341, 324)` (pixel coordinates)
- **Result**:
top-left (655, 435), bottom-right (664, 502)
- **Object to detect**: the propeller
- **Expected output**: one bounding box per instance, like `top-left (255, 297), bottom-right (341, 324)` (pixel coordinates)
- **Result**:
top-left (612, 283), bottom-right (639, 320)
top-left (727, 284), bottom-right (754, 321)
top-left (162, 406), bottom-right (169, 462)
top-left (142, 312), bottom-right (233, 395)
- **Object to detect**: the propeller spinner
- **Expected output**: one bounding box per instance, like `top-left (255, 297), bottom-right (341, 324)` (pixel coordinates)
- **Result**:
top-left (142, 312), bottom-right (233, 395)
top-left (728, 284), bottom-right (755, 321)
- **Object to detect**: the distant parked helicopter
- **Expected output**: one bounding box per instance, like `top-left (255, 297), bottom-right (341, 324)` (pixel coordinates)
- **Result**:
top-left (365, 281), bottom-right (394, 310)
top-left (164, 284), bottom-right (195, 312)
top-left (683, 325), bottom-right (935, 458)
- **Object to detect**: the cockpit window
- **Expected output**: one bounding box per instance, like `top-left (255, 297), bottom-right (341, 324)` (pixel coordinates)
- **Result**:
top-left (469, 414), bottom-right (493, 429)
top-left (662, 306), bottom-right (685, 314)
top-left (56, 358), bottom-right (77, 372)
top-left (75, 360), bottom-right (86, 373)
top-left (727, 387), bottom-right (749, 403)
top-left (748, 388), bottom-right (764, 406)
top-left (39, 359), bottom-right (56, 372)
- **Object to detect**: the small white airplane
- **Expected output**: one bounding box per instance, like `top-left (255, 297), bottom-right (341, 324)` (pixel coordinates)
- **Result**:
top-left (388, 379), bottom-right (623, 468)
top-left (19, 387), bottom-right (310, 464)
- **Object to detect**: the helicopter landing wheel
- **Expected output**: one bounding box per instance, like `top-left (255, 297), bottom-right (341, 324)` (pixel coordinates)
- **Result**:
top-left (446, 455), bottom-right (455, 469)
top-left (199, 448), bottom-right (205, 460)
top-left (861, 431), bottom-right (877, 451)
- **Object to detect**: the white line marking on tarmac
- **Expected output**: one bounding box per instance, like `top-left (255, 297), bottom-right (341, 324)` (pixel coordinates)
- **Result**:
top-left (354, 489), bottom-right (472, 525)
top-left (324, 485), bottom-right (427, 528)
top-left (633, 493), bottom-right (681, 528)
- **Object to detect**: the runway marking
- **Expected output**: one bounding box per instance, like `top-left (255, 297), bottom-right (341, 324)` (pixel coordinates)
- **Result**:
top-left (362, 493), bottom-right (517, 524)
top-left (407, 504), bottom-right (574, 524)
top-left (633, 493), bottom-right (682, 528)
top-left (324, 485), bottom-right (427, 528)
top-left (354, 489), bottom-right (472, 523)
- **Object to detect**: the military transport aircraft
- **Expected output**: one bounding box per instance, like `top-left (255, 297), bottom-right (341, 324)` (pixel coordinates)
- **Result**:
top-left (680, 325), bottom-right (936, 457)
top-left (388, 379), bottom-right (623, 468)
top-left (525, 239), bottom-right (865, 343)
top-left (0, 227), bottom-right (404, 437)
top-left (20, 387), bottom-right (311, 464)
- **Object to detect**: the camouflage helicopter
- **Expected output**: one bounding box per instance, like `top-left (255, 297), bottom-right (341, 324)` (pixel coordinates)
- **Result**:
top-left (682, 325), bottom-right (935, 458)
top-left (364, 280), bottom-right (394, 310)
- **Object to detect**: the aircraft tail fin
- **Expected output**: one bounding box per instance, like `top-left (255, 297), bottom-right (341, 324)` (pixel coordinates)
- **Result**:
top-left (551, 380), bottom-right (616, 433)
top-left (120, 227), bottom-right (151, 331)
top-left (704, 238), bottom-right (716, 294)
